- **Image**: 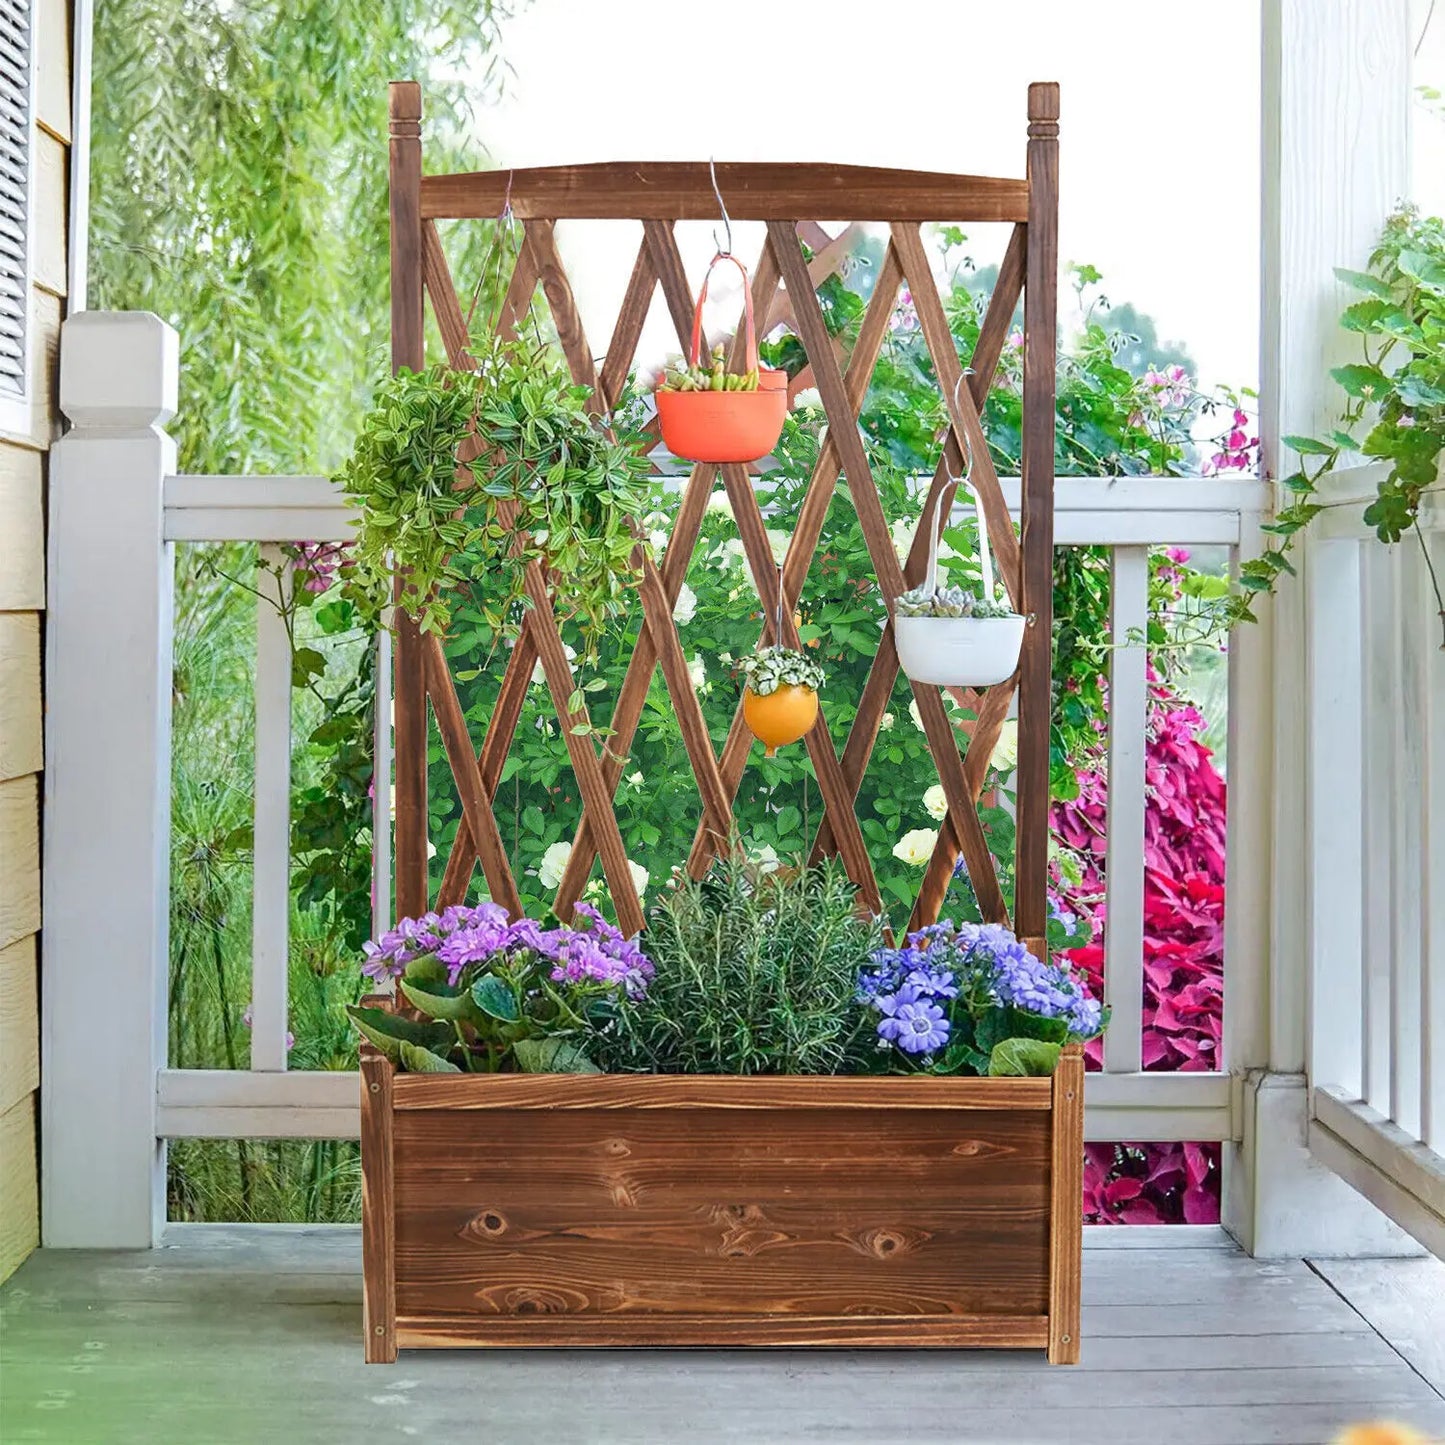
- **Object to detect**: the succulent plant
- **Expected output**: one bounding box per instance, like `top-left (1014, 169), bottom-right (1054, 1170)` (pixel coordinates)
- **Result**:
top-left (894, 584), bottom-right (1018, 620)
top-left (656, 344), bottom-right (761, 394)
top-left (740, 646), bottom-right (825, 697)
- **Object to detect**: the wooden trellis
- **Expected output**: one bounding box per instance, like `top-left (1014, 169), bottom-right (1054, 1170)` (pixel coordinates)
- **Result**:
top-left (387, 79), bottom-right (1059, 958)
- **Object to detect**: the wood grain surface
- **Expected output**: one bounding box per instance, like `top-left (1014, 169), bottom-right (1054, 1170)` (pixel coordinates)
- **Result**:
top-left (419, 162), bottom-right (1029, 222)
top-left (373, 1069), bottom-right (1072, 1350)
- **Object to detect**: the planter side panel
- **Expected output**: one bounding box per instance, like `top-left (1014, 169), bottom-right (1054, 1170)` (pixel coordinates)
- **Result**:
top-left (392, 1098), bottom-right (1050, 1329)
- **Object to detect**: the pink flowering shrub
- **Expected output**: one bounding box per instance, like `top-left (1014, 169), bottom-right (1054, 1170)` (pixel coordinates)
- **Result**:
top-left (1051, 681), bottom-right (1227, 1224)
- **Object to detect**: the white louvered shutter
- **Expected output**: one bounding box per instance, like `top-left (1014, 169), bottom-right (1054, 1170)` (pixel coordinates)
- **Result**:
top-left (0, 0), bottom-right (31, 400)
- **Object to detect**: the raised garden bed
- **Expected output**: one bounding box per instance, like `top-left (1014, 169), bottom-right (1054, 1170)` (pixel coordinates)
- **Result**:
top-left (360, 1039), bottom-right (1084, 1362)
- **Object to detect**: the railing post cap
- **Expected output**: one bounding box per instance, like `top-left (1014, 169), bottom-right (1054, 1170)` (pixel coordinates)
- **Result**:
top-left (59, 311), bottom-right (179, 430)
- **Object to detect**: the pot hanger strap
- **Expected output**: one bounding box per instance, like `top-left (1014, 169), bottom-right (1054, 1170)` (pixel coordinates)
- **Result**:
top-left (689, 252), bottom-right (759, 373)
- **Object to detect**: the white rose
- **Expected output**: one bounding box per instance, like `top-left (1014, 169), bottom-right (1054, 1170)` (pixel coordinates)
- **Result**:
top-left (890, 516), bottom-right (919, 563)
top-left (706, 487), bottom-right (733, 515)
top-left (766, 529), bottom-right (791, 566)
top-left (792, 387), bottom-right (823, 410)
top-left (908, 698), bottom-right (925, 732)
top-left (892, 827), bottom-right (938, 868)
top-left (626, 771), bottom-right (644, 788)
top-left (688, 655), bottom-right (707, 692)
top-left (648, 528), bottom-right (669, 556)
top-left (880, 712), bottom-right (895, 731)
top-left (923, 784), bottom-right (948, 821)
top-left (538, 840), bottom-right (572, 890)
top-left (628, 860), bottom-right (649, 899)
top-left (991, 719), bottom-right (1019, 774)
top-left (672, 581), bottom-right (698, 626)
top-left (532, 642), bottom-right (577, 687)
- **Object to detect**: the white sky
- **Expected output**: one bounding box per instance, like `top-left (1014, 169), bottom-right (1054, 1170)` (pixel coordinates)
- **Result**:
top-left (472, 0), bottom-right (1445, 394)
top-left (477, 0), bottom-right (1264, 392)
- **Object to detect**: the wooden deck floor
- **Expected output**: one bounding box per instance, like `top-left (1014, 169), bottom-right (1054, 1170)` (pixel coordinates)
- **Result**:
top-left (1, 1226), bottom-right (1442, 1444)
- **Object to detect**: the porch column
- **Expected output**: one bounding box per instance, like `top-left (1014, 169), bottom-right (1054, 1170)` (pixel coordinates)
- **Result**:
top-left (41, 312), bottom-right (177, 1247)
top-left (1225, 0), bottom-right (1420, 1256)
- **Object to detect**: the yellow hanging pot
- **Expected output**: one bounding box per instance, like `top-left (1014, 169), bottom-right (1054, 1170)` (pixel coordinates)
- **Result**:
top-left (743, 684), bottom-right (819, 758)
top-left (740, 646), bottom-right (825, 758)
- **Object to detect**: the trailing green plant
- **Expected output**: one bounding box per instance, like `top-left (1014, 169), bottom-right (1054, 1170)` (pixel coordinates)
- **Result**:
top-left (599, 858), bottom-right (883, 1075)
top-left (739, 645), bottom-right (825, 695)
top-left (336, 335), bottom-right (655, 646)
top-left (1234, 207), bottom-right (1445, 637)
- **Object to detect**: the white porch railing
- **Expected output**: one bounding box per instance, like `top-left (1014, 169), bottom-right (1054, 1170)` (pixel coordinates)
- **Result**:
top-left (41, 310), bottom-right (1272, 1246)
top-left (1303, 463), bottom-right (1445, 1255)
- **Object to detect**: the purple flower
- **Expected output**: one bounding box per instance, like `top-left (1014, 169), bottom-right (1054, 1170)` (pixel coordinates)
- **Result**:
top-left (359, 901), bottom-right (654, 1000)
top-left (876, 988), bottom-right (950, 1055)
top-left (438, 919), bottom-right (511, 984)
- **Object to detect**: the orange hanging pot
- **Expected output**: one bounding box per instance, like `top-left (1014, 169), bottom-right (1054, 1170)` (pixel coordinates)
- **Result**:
top-left (655, 253), bottom-right (788, 465)
top-left (740, 647), bottom-right (825, 758)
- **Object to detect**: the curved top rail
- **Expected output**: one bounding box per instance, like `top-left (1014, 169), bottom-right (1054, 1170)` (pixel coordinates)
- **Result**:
top-left (418, 161), bottom-right (1030, 223)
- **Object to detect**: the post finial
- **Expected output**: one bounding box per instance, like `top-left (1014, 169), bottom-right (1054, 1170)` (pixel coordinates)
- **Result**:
top-left (1027, 81), bottom-right (1060, 139)
top-left (389, 80), bottom-right (422, 138)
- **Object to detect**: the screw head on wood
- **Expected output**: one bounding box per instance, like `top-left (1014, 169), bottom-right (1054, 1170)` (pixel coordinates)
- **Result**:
top-left (370, 1082), bottom-right (381, 1093)
top-left (1062, 1333), bottom-right (1071, 1343)
top-left (374, 1325), bottom-right (386, 1335)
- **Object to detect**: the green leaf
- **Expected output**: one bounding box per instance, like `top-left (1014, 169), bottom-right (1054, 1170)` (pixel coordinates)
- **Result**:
top-left (1004, 1005), bottom-right (1069, 1044)
top-left (1396, 249), bottom-right (1445, 289)
top-left (470, 974), bottom-right (520, 1022)
top-left (404, 955), bottom-right (449, 988)
top-left (987, 1037), bottom-right (1063, 1076)
top-left (512, 1038), bottom-right (602, 1073)
top-left (290, 647), bottom-right (327, 687)
top-left (1281, 435), bottom-right (1334, 456)
top-left (1333, 266), bottom-right (1394, 299)
top-left (398, 1040), bottom-right (463, 1074)
top-left (345, 1005), bottom-right (454, 1064)
top-left (399, 977), bottom-right (479, 1022)
top-left (1330, 364), bottom-right (1390, 400)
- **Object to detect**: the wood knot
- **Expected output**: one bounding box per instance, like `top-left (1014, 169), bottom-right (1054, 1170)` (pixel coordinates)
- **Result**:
top-left (503, 1287), bottom-right (577, 1315)
top-left (847, 1225), bottom-right (929, 1260)
top-left (462, 1208), bottom-right (509, 1241)
top-left (601, 1137), bottom-right (631, 1157)
top-left (712, 1204), bottom-right (791, 1258)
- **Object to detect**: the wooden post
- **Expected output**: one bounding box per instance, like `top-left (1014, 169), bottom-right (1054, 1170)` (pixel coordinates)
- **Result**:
top-left (389, 79), bottom-right (428, 922)
top-left (1016, 81), bottom-right (1059, 957)
top-left (360, 1037), bottom-right (397, 1363)
top-left (42, 311), bottom-right (177, 1246)
top-left (1047, 1043), bottom-right (1084, 1365)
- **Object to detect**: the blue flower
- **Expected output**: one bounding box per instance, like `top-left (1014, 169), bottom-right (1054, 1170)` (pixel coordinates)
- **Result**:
top-left (876, 990), bottom-right (951, 1055)
top-left (904, 966), bottom-right (959, 999)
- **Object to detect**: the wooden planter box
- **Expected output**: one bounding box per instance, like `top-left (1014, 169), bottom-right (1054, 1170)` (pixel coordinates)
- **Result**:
top-left (360, 1042), bottom-right (1084, 1363)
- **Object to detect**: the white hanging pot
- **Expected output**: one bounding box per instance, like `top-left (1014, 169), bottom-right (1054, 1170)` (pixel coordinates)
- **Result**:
top-left (895, 612), bottom-right (1025, 688)
top-left (893, 473), bottom-right (1025, 689)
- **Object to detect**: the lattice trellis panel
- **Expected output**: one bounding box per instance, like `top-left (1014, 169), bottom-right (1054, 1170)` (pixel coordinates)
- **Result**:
top-left (386, 80), bottom-right (1060, 956)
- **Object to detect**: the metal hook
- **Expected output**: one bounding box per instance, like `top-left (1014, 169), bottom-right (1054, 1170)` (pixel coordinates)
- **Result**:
top-left (469, 169), bottom-right (518, 332)
top-left (709, 157), bottom-right (733, 257)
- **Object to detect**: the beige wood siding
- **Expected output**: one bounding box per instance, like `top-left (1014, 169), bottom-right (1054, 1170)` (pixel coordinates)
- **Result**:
top-left (0, 0), bottom-right (73, 1285)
